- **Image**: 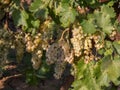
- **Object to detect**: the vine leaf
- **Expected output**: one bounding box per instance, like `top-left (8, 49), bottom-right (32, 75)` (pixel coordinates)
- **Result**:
top-left (113, 41), bottom-right (120, 55)
top-left (12, 9), bottom-right (29, 29)
top-left (58, 3), bottom-right (77, 27)
top-left (71, 61), bottom-right (101, 90)
top-left (99, 56), bottom-right (120, 86)
top-left (81, 19), bottom-right (96, 34)
top-left (34, 8), bottom-right (48, 20)
top-left (31, 20), bottom-right (40, 28)
top-left (29, 0), bottom-right (48, 20)
top-left (75, 60), bottom-right (87, 80)
top-left (100, 5), bottom-right (115, 34)
top-left (94, 5), bottom-right (115, 34)
top-left (104, 49), bottom-right (113, 56)
top-left (29, 0), bottom-right (43, 12)
top-left (81, 5), bottom-right (115, 34)
top-left (101, 5), bottom-right (115, 18)
top-left (94, 10), bottom-right (113, 34)
top-left (71, 55), bottom-right (120, 90)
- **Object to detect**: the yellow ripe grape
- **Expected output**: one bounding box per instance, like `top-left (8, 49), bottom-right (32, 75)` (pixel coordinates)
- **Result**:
top-left (95, 44), bottom-right (99, 49)
top-left (34, 38), bottom-right (41, 45)
top-left (36, 50), bottom-right (42, 58)
top-left (36, 50), bottom-right (42, 55)
top-left (93, 35), bottom-right (101, 43)
top-left (35, 33), bottom-right (41, 39)
top-left (87, 39), bottom-right (92, 48)
top-left (95, 57), bottom-right (100, 61)
top-left (38, 55), bottom-right (42, 58)
top-left (64, 51), bottom-right (74, 64)
top-left (27, 40), bottom-right (33, 45)
top-left (89, 43), bottom-right (92, 49)
top-left (26, 36), bottom-right (31, 41)
top-left (31, 45), bottom-right (36, 52)
top-left (109, 30), bottom-right (117, 40)
top-left (84, 50), bottom-right (89, 55)
top-left (84, 39), bottom-right (88, 49)
top-left (85, 55), bottom-right (89, 60)
top-left (26, 46), bottom-right (32, 52)
top-left (95, 44), bottom-right (104, 50)
top-left (31, 49), bottom-right (42, 70)
top-left (25, 34), bottom-right (31, 41)
top-left (10, 45), bottom-right (15, 49)
top-left (110, 30), bottom-right (117, 37)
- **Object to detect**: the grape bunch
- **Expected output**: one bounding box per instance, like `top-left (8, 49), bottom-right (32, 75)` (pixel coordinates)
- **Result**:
top-left (25, 33), bottom-right (41, 52)
top-left (92, 34), bottom-right (104, 51)
top-left (31, 50), bottom-right (42, 70)
top-left (70, 25), bottom-right (84, 57)
top-left (46, 42), bottom-right (66, 79)
top-left (83, 35), bottom-right (94, 63)
top-left (54, 61), bottom-right (66, 79)
top-left (0, 29), bottom-right (13, 65)
top-left (46, 29), bottom-right (74, 79)
top-left (25, 33), bottom-right (43, 70)
top-left (70, 24), bottom-right (105, 63)
top-left (14, 32), bottom-right (25, 62)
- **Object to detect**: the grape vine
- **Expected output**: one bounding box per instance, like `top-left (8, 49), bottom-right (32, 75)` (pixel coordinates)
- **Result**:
top-left (0, 0), bottom-right (120, 89)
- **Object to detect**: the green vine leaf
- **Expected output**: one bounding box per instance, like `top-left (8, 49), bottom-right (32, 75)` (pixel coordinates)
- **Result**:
top-left (58, 3), bottom-right (77, 27)
top-left (94, 11), bottom-right (113, 34)
top-left (1, 1), bottom-right (120, 90)
top-left (12, 9), bottom-right (29, 29)
top-left (75, 60), bottom-right (87, 80)
top-left (104, 49), bottom-right (113, 56)
top-left (101, 5), bottom-right (115, 18)
top-left (29, 0), bottom-right (43, 12)
top-left (99, 56), bottom-right (120, 86)
top-left (31, 20), bottom-right (40, 29)
top-left (81, 19), bottom-right (96, 34)
top-left (34, 8), bottom-right (48, 20)
top-left (113, 41), bottom-right (120, 55)
top-left (71, 61), bottom-right (101, 90)
top-left (81, 5), bottom-right (116, 35)
top-left (71, 55), bottom-right (120, 90)
top-left (97, 5), bottom-right (115, 34)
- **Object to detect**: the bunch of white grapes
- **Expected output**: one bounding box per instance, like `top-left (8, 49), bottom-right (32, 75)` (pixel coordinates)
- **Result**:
top-left (83, 35), bottom-right (94, 63)
top-left (25, 33), bottom-right (41, 52)
top-left (25, 33), bottom-right (43, 70)
top-left (31, 49), bottom-right (42, 70)
top-left (70, 25), bottom-right (84, 57)
top-left (70, 24), bottom-right (105, 63)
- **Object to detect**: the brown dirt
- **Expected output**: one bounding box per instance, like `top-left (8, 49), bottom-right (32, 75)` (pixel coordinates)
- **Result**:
top-left (0, 75), bottom-right (61, 90)
top-left (0, 64), bottom-right (61, 90)
top-left (0, 63), bottom-right (74, 90)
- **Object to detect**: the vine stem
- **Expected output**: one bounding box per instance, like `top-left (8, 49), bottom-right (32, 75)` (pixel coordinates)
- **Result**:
top-left (59, 28), bottom-right (69, 41)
